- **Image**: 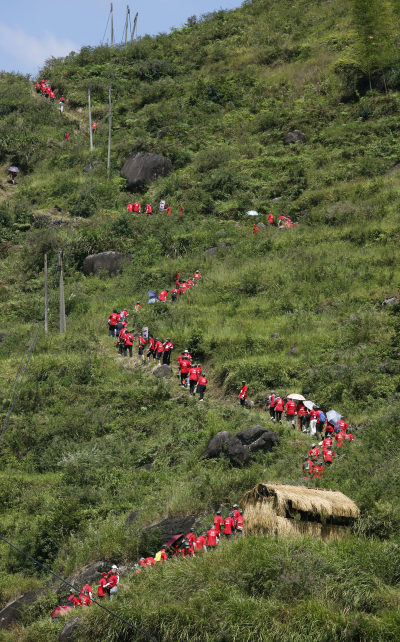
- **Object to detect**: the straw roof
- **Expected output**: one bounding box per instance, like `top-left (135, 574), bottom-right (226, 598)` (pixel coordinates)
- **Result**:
top-left (241, 483), bottom-right (360, 520)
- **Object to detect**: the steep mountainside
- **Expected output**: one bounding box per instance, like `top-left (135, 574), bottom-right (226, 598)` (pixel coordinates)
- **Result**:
top-left (0, 0), bottom-right (400, 639)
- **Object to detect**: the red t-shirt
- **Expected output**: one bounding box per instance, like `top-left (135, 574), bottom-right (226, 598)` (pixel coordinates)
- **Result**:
top-left (159, 290), bottom-right (168, 302)
top-left (180, 359), bottom-right (190, 374)
top-left (166, 206), bottom-right (171, 215)
top-left (194, 536), bottom-right (206, 551)
top-left (268, 213), bottom-right (273, 224)
top-left (285, 400), bottom-right (296, 415)
top-left (239, 385), bottom-right (247, 399)
top-left (308, 447), bottom-right (320, 458)
top-left (127, 203), bottom-right (133, 213)
top-left (189, 367), bottom-right (198, 381)
top-left (274, 397), bottom-right (283, 411)
top-left (133, 202), bottom-right (140, 212)
top-left (198, 375), bottom-right (207, 386)
top-left (145, 557), bottom-right (155, 567)
top-left (323, 448), bottom-right (335, 462)
top-left (97, 578), bottom-right (107, 597)
top-left (223, 517), bottom-right (235, 535)
top-left (155, 340), bottom-right (164, 353)
top-left (207, 528), bottom-right (218, 546)
top-left (213, 515), bottom-right (223, 534)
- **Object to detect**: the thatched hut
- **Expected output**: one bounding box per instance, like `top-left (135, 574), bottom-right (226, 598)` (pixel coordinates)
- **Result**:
top-left (241, 483), bottom-right (360, 541)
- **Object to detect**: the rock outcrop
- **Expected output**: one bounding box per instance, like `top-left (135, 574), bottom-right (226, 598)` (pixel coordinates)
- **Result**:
top-left (121, 152), bottom-right (172, 190)
top-left (82, 251), bottom-right (131, 276)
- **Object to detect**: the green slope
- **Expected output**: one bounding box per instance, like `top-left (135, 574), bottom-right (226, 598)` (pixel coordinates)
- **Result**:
top-left (0, 0), bottom-right (400, 639)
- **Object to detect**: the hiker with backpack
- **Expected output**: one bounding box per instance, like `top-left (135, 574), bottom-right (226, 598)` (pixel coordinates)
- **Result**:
top-left (162, 338), bottom-right (174, 364)
top-left (197, 372), bottom-right (208, 401)
top-left (123, 330), bottom-right (134, 357)
top-left (268, 391), bottom-right (276, 420)
top-left (302, 456), bottom-right (314, 478)
top-left (238, 381), bottom-right (248, 407)
top-left (285, 397), bottom-right (296, 428)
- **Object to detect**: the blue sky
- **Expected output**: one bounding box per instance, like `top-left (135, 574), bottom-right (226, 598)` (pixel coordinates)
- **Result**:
top-left (0, 0), bottom-right (243, 77)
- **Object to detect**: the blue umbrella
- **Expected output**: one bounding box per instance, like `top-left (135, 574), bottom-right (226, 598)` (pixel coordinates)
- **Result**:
top-left (148, 290), bottom-right (158, 304)
top-left (8, 166), bottom-right (19, 173)
top-left (326, 409), bottom-right (342, 426)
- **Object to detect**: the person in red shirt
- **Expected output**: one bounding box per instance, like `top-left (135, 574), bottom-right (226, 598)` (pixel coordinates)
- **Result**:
top-left (197, 373), bottom-right (208, 401)
top-left (223, 514), bottom-right (235, 539)
top-left (196, 364), bottom-right (202, 377)
top-left (273, 395), bottom-right (284, 423)
top-left (171, 287), bottom-right (180, 302)
top-left (60, 96), bottom-right (65, 103)
top-left (123, 330), bottom-right (134, 358)
top-left (285, 398), bottom-right (296, 428)
top-left (97, 573), bottom-right (108, 599)
top-left (162, 338), bottom-right (174, 365)
top-left (177, 350), bottom-right (192, 367)
top-left (127, 203), bottom-right (133, 213)
top-left (179, 357), bottom-right (191, 387)
top-left (296, 402), bottom-right (307, 431)
top-left (182, 541), bottom-right (194, 557)
top-left (184, 529), bottom-right (196, 545)
top-left (213, 511), bottom-right (223, 536)
top-left (323, 446), bottom-right (335, 465)
top-left (133, 202), bottom-right (140, 213)
top-left (268, 212), bottom-right (274, 225)
top-left (238, 381), bottom-right (247, 406)
top-left (166, 205), bottom-right (171, 215)
top-left (133, 301), bottom-right (142, 311)
top-left (80, 583), bottom-right (93, 601)
top-left (313, 461), bottom-right (325, 478)
top-left (232, 505), bottom-right (241, 523)
top-left (50, 91), bottom-right (55, 102)
top-left (194, 533), bottom-right (207, 552)
top-left (108, 310), bottom-right (119, 337)
top-left (338, 418), bottom-right (348, 434)
top-left (236, 511), bottom-right (244, 537)
top-left (309, 408), bottom-right (318, 436)
top-left (179, 205), bottom-right (184, 215)
top-left (322, 435), bottom-right (333, 448)
top-left (193, 270), bottom-right (201, 281)
top-left (145, 204), bottom-right (152, 214)
top-left (138, 335), bottom-right (146, 361)
top-left (104, 567), bottom-right (119, 601)
top-left (156, 546), bottom-right (168, 563)
top-left (253, 224), bottom-right (260, 235)
top-left (315, 409), bottom-right (324, 436)
top-left (64, 132), bottom-right (70, 141)
top-left (147, 335), bottom-right (155, 361)
top-left (207, 526), bottom-right (218, 548)
top-left (302, 457), bottom-right (314, 478)
top-left (344, 430), bottom-right (354, 442)
top-left (325, 422), bottom-right (334, 436)
top-left (35, 82), bottom-right (41, 93)
top-left (335, 431), bottom-right (344, 448)
top-left (144, 555), bottom-right (156, 567)
top-left (308, 444), bottom-right (320, 460)
top-left (92, 122), bottom-right (98, 134)
top-left (189, 364), bottom-right (199, 395)
top-left (79, 591), bottom-right (92, 607)
top-left (186, 278), bottom-right (194, 287)
top-left (179, 281), bottom-right (188, 294)
top-left (154, 338), bottom-right (164, 361)
top-left (159, 289), bottom-right (168, 302)
top-left (66, 590), bottom-right (79, 607)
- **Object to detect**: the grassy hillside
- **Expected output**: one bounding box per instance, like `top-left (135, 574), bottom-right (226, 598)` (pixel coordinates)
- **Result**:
top-left (1, 0), bottom-right (400, 639)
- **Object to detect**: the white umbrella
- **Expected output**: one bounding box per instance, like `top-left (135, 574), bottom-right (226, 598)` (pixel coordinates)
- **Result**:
top-left (246, 210), bottom-right (259, 216)
top-left (287, 393), bottom-right (306, 401)
top-left (304, 400), bottom-right (316, 410)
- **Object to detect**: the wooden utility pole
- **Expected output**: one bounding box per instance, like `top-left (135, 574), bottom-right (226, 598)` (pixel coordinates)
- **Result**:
top-left (131, 12), bottom-right (138, 41)
top-left (125, 6), bottom-right (130, 46)
top-left (110, 2), bottom-right (114, 47)
top-left (59, 251), bottom-right (66, 333)
top-left (44, 254), bottom-right (48, 334)
top-left (88, 88), bottom-right (93, 151)
top-left (107, 86), bottom-right (112, 178)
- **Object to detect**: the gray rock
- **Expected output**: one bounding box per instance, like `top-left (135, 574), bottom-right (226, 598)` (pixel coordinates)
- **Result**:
top-left (145, 516), bottom-right (199, 543)
top-left (121, 152), bottom-right (172, 190)
top-left (0, 590), bottom-right (44, 628)
top-left (257, 222), bottom-right (266, 230)
top-left (59, 617), bottom-right (81, 641)
top-left (126, 510), bottom-right (139, 525)
top-left (64, 561), bottom-right (107, 593)
top-left (248, 431), bottom-right (280, 453)
top-left (284, 130), bottom-right (306, 145)
top-left (205, 247), bottom-right (218, 257)
top-left (271, 333), bottom-right (280, 339)
top-left (288, 344), bottom-right (299, 355)
top-left (135, 463), bottom-right (153, 472)
top-left (82, 251), bottom-right (131, 276)
top-left (203, 431), bottom-right (249, 466)
top-left (382, 297), bottom-right (398, 308)
top-left (236, 425), bottom-right (270, 445)
top-left (32, 214), bottom-right (70, 228)
top-left (153, 365), bottom-right (173, 378)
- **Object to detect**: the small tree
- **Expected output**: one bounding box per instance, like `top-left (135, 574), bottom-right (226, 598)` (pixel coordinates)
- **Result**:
top-left (351, 0), bottom-right (396, 89)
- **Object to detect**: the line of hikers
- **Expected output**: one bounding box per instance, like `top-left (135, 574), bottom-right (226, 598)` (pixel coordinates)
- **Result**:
top-left (34, 78), bottom-right (66, 112)
top-left (253, 213), bottom-right (300, 234)
top-left (127, 200), bottom-right (184, 215)
top-left (133, 506), bottom-right (244, 572)
top-left (51, 565), bottom-right (120, 619)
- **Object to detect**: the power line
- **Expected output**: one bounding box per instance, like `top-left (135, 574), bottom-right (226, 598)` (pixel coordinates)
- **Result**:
top-left (0, 534), bottom-right (158, 642)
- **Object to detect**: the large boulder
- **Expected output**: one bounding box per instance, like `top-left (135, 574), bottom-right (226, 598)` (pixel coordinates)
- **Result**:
top-left (0, 590), bottom-right (44, 628)
top-left (284, 130), bottom-right (306, 145)
top-left (82, 251), bottom-right (131, 276)
top-left (203, 431), bottom-right (249, 466)
top-left (121, 152), bottom-right (172, 190)
top-left (59, 618), bottom-right (81, 641)
top-left (153, 365), bottom-right (173, 378)
top-left (145, 516), bottom-right (199, 543)
top-left (382, 296), bottom-right (398, 308)
top-left (236, 426), bottom-right (280, 454)
top-left (236, 425), bottom-right (270, 445)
